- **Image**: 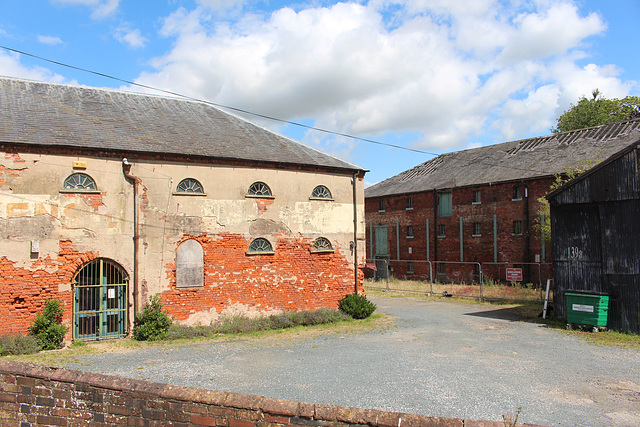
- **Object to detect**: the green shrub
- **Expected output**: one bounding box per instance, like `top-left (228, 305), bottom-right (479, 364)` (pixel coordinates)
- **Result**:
top-left (133, 295), bottom-right (173, 341)
top-left (28, 299), bottom-right (68, 350)
top-left (338, 294), bottom-right (377, 319)
top-left (0, 334), bottom-right (41, 355)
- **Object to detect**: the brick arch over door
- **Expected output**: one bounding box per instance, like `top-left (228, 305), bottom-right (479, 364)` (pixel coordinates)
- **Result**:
top-left (73, 258), bottom-right (129, 340)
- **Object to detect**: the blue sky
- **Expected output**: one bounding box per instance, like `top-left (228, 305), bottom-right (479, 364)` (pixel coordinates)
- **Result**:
top-left (1, 0), bottom-right (638, 186)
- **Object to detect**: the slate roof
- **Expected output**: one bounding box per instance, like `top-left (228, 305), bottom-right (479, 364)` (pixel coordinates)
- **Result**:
top-left (0, 77), bottom-right (365, 172)
top-left (366, 119), bottom-right (640, 198)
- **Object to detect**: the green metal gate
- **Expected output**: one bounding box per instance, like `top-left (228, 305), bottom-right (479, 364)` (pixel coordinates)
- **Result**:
top-left (73, 258), bottom-right (128, 340)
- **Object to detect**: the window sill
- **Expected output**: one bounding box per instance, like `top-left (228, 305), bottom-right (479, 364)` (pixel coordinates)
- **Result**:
top-left (246, 251), bottom-right (276, 256)
top-left (309, 197), bottom-right (334, 201)
top-left (512, 233), bottom-right (523, 237)
top-left (406, 207), bottom-right (413, 211)
top-left (512, 198), bottom-right (522, 202)
top-left (437, 235), bottom-right (446, 239)
top-left (472, 234), bottom-right (481, 237)
top-left (378, 210), bottom-right (385, 213)
top-left (173, 192), bottom-right (207, 196)
top-left (472, 202), bottom-right (481, 205)
top-left (246, 194), bottom-right (275, 199)
top-left (310, 249), bottom-right (335, 254)
top-left (406, 236), bottom-right (414, 239)
top-left (59, 189), bottom-right (101, 194)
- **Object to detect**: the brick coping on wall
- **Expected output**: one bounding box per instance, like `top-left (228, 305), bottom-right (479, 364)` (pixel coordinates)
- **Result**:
top-left (0, 360), bottom-right (544, 427)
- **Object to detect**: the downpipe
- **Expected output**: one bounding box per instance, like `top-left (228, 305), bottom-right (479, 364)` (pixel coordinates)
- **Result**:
top-left (122, 158), bottom-right (141, 322)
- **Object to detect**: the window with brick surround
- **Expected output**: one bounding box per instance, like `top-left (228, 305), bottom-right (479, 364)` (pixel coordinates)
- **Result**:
top-left (472, 190), bottom-right (481, 204)
top-left (311, 237), bottom-right (334, 253)
top-left (513, 220), bottom-right (523, 235)
top-left (379, 199), bottom-right (386, 212)
top-left (439, 192), bottom-right (452, 217)
top-left (407, 225), bottom-right (414, 238)
top-left (311, 185), bottom-right (332, 200)
top-left (62, 173), bottom-right (97, 192)
top-left (247, 182), bottom-right (273, 198)
top-left (406, 197), bottom-right (413, 210)
top-left (247, 238), bottom-right (275, 255)
top-left (175, 178), bottom-right (204, 194)
top-left (513, 186), bottom-right (522, 200)
top-left (473, 222), bottom-right (481, 236)
top-left (407, 262), bottom-right (414, 274)
top-left (438, 224), bottom-right (446, 237)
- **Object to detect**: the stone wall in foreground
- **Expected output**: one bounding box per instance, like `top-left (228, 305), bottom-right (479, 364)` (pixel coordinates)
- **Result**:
top-left (0, 360), bottom-right (539, 427)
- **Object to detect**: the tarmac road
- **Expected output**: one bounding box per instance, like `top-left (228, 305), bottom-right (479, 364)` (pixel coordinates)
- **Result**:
top-left (67, 296), bottom-right (640, 426)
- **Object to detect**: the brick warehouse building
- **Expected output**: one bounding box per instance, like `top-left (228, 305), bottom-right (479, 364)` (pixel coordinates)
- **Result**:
top-left (365, 119), bottom-right (640, 286)
top-left (0, 77), bottom-right (367, 340)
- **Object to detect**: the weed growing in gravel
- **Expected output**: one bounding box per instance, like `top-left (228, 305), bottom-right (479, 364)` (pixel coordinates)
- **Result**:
top-left (166, 308), bottom-right (351, 340)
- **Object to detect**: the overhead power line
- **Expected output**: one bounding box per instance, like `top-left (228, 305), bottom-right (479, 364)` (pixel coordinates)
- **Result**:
top-left (0, 45), bottom-right (434, 156)
top-left (0, 45), bottom-right (561, 176)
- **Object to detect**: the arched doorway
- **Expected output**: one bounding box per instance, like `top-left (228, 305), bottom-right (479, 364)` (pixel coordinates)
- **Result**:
top-left (73, 258), bottom-right (129, 340)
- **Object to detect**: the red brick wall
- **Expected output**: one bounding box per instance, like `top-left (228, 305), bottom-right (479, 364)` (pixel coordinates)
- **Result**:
top-left (0, 241), bottom-right (97, 338)
top-left (0, 360), bottom-right (521, 427)
top-left (365, 179), bottom-right (554, 284)
top-left (163, 234), bottom-right (363, 320)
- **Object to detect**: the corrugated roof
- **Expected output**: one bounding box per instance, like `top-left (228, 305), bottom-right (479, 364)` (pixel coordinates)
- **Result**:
top-left (0, 77), bottom-right (365, 172)
top-left (365, 119), bottom-right (640, 198)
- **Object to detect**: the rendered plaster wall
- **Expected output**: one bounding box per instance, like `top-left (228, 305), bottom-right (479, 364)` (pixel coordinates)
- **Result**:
top-left (0, 150), bottom-right (365, 336)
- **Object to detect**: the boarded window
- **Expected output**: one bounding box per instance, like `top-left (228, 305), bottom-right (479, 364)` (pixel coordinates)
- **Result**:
top-left (473, 222), bottom-right (481, 236)
top-left (438, 224), bottom-right (446, 237)
top-left (513, 186), bottom-right (522, 200)
top-left (439, 192), bottom-right (452, 217)
top-left (513, 220), bottom-right (523, 235)
top-left (472, 190), bottom-right (481, 204)
top-left (176, 240), bottom-right (204, 288)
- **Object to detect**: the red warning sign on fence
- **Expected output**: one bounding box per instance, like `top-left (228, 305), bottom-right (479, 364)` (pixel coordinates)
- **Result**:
top-left (506, 268), bottom-right (523, 281)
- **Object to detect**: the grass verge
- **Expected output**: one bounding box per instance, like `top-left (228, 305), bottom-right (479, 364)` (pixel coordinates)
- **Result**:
top-left (3, 311), bottom-right (394, 367)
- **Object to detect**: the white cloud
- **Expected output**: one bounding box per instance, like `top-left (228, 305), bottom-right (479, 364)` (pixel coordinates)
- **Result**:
top-left (114, 25), bottom-right (147, 48)
top-left (37, 35), bottom-right (64, 45)
top-left (131, 1), bottom-right (635, 154)
top-left (0, 50), bottom-right (67, 82)
top-left (53, 0), bottom-right (120, 19)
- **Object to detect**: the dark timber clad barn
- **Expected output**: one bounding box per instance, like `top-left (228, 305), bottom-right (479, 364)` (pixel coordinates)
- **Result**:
top-left (547, 137), bottom-right (640, 333)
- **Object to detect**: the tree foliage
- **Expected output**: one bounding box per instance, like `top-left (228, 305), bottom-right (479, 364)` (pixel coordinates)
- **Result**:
top-left (534, 159), bottom-right (601, 244)
top-left (552, 89), bottom-right (640, 133)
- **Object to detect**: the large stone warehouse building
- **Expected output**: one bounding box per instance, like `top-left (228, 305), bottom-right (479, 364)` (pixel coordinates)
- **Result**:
top-left (365, 119), bottom-right (640, 286)
top-left (0, 77), bottom-right (367, 340)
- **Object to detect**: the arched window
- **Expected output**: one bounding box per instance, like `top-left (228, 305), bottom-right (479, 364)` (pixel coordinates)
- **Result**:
top-left (247, 181), bottom-right (272, 197)
top-left (311, 237), bottom-right (334, 253)
top-left (247, 238), bottom-right (274, 254)
top-left (176, 178), bottom-right (204, 194)
top-left (311, 185), bottom-right (332, 200)
top-left (63, 173), bottom-right (97, 191)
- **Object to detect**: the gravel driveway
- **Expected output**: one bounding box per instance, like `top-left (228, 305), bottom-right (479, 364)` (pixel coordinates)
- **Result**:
top-left (66, 296), bottom-right (640, 426)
